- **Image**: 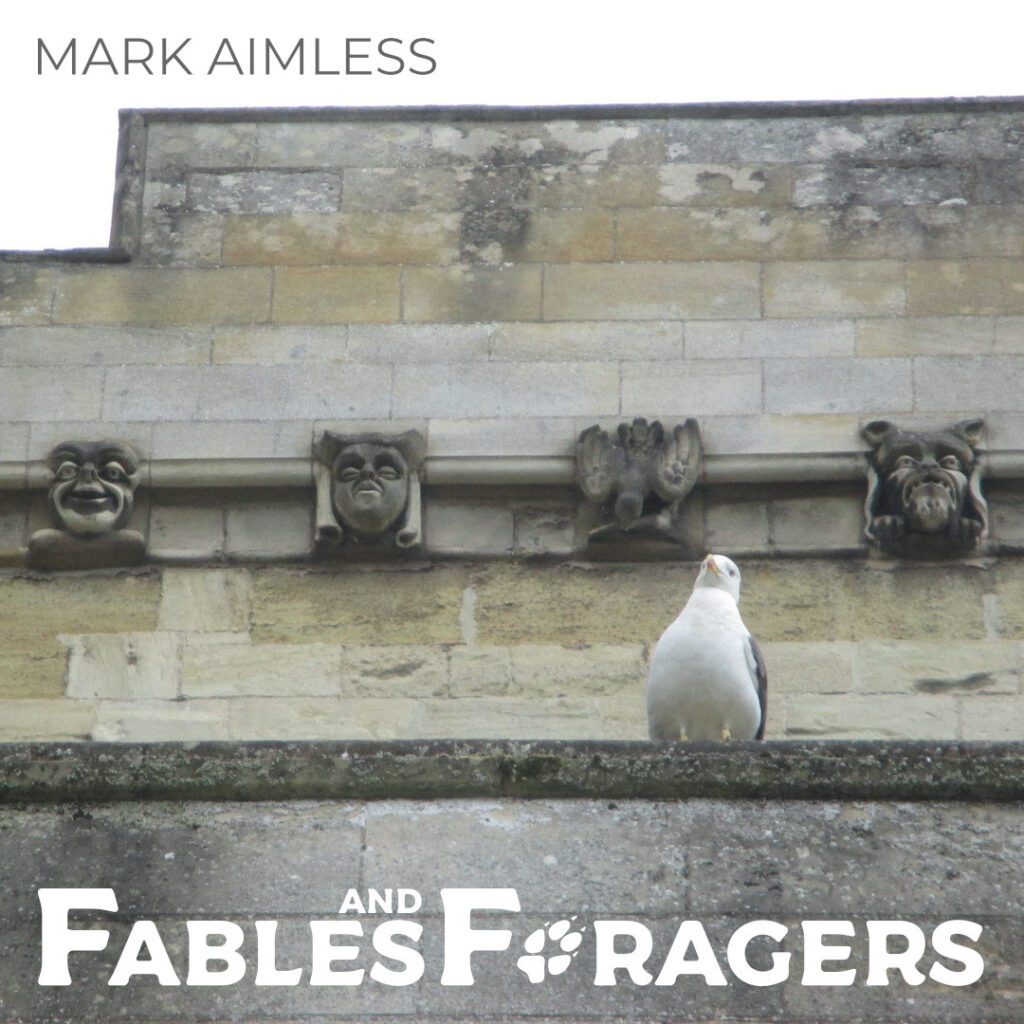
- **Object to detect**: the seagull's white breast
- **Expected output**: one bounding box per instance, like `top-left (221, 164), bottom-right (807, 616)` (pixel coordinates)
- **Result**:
top-left (646, 588), bottom-right (762, 741)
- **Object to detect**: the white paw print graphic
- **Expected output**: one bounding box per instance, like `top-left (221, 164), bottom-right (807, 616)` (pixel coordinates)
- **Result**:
top-left (516, 917), bottom-right (586, 983)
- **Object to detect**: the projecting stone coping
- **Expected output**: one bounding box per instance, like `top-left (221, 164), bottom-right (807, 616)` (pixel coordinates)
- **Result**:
top-left (0, 740), bottom-right (1020, 804)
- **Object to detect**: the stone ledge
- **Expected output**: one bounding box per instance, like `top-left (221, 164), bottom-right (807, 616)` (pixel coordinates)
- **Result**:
top-left (1, 739), bottom-right (1021, 804)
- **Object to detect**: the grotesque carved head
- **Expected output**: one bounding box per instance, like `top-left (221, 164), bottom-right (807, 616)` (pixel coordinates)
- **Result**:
top-left (576, 417), bottom-right (703, 542)
top-left (313, 430), bottom-right (426, 546)
top-left (47, 441), bottom-right (142, 536)
top-left (862, 419), bottom-right (987, 552)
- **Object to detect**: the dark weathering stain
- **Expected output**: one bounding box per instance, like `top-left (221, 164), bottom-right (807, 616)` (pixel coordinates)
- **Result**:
top-left (457, 142), bottom-right (573, 263)
top-left (915, 672), bottom-right (993, 694)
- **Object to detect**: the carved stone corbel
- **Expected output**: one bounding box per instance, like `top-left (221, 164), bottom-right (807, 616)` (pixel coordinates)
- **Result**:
top-left (27, 440), bottom-right (146, 570)
top-left (576, 417), bottom-right (703, 544)
top-left (862, 418), bottom-right (988, 556)
top-left (313, 430), bottom-right (426, 555)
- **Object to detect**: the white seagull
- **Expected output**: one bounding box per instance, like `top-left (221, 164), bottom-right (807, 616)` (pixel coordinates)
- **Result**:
top-left (646, 554), bottom-right (767, 741)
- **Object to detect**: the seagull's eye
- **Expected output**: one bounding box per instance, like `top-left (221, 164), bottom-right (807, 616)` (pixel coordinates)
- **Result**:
top-left (729, 569), bottom-right (737, 577)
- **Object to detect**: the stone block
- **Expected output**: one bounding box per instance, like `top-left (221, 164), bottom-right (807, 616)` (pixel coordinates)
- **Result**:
top-left (0, 266), bottom-right (55, 326)
top-left (27, 421), bottom-right (155, 461)
top-left (137, 213), bottom-right (225, 267)
top-left (656, 162), bottom-right (794, 206)
top-left (148, 503), bottom-right (226, 561)
top-left (694, 413), bottom-right (862, 455)
top-left (362, 799), bottom-right (688, 915)
top-left (516, 209), bottom-right (614, 262)
top-left (255, 121), bottom-right (432, 167)
top-left (341, 165), bottom-right (465, 211)
top-left (974, 158), bottom-right (1024, 202)
top-left (448, 645), bottom-right (513, 696)
top-left (145, 122), bottom-right (258, 170)
top-left (782, 694), bottom-right (959, 739)
top-left (793, 163), bottom-right (966, 206)
top-left (224, 501), bottom-right (311, 559)
top-left (158, 568), bottom-right (252, 632)
top-left (339, 645), bottom-right (449, 697)
top-left (102, 366), bottom-right (203, 420)
top-left (151, 420), bottom-right (313, 459)
top-left (764, 260), bottom-right (905, 317)
top-left (63, 632), bottom-right (181, 700)
top-left (771, 493), bottom-right (864, 552)
top-left (760, 641), bottom-right (857, 695)
top-left (250, 565), bottom-right (471, 645)
top-left (513, 507), bottom-right (577, 556)
top-left (211, 325), bottom-right (347, 364)
top-left (188, 171), bottom-right (341, 214)
top-left (856, 315), bottom-right (995, 356)
top-left (393, 361), bottom-right (619, 418)
top-left (223, 211), bottom-right (460, 265)
top-left (0, 366), bottom-right (104, 422)
top-left (914, 355), bottom-right (1024, 412)
top-left (0, 699), bottom-right (95, 740)
top-left (907, 259), bottom-right (1024, 315)
top-left (196, 363), bottom-right (391, 420)
top-left (687, 318), bottom-right (855, 359)
top-left (490, 321), bottom-right (683, 362)
top-left (428, 417), bottom-right (576, 456)
top-left (534, 161), bottom-right (662, 208)
top-left (829, 563), bottom-right (990, 642)
top-left (544, 261), bottom-right (761, 320)
top-left (348, 323), bottom-right (492, 363)
top-left (704, 494), bottom-right (771, 552)
top-left (989, 491), bottom-right (1024, 547)
top-left (426, 503), bottom-right (514, 556)
top-left (0, 652), bottom-right (66, 699)
top-left (228, 696), bottom-right (419, 740)
top-left (182, 641), bottom-right (340, 697)
top-left (592, 693), bottom-right (649, 737)
top-left (763, 357), bottom-right (913, 414)
top-left (0, 422), bottom-right (29, 460)
top-left (994, 316), bottom-right (1024, 353)
top-left (92, 699), bottom-right (231, 741)
top-left (0, 326), bottom-right (211, 366)
top-left (621, 359), bottom-right (762, 416)
top-left (856, 641), bottom-right (1020, 695)
top-left (272, 266), bottom-right (401, 323)
top-left (509, 644), bottom-right (646, 697)
top-left (0, 505), bottom-right (28, 562)
top-left (959, 696), bottom-right (1024, 739)
top-left (992, 563), bottom-right (1024, 638)
top-left (403, 265), bottom-right (543, 322)
top-left (0, 574), bottom-right (161, 652)
top-left (52, 268), bottom-right (273, 326)
top-left (412, 695), bottom-right (603, 739)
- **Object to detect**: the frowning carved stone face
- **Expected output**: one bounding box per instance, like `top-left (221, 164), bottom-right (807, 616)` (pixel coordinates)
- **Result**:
top-left (47, 441), bottom-right (141, 535)
top-left (331, 442), bottom-right (410, 536)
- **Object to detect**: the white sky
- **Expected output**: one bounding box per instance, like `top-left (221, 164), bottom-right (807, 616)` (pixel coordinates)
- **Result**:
top-left (2, 0), bottom-right (1023, 250)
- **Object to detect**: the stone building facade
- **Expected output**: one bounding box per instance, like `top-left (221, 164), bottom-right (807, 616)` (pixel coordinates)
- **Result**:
top-left (2, 101), bottom-right (1024, 744)
top-left (1, 101), bottom-right (1024, 1024)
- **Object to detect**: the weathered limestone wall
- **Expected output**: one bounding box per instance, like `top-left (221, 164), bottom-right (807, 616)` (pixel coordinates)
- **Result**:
top-left (1, 782), bottom-right (1022, 1022)
top-left (3, 103), bottom-right (1024, 740)
top-left (2, 559), bottom-right (1022, 743)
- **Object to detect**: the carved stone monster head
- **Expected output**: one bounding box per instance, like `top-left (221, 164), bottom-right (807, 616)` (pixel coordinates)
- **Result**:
top-left (313, 430), bottom-right (425, 549)
top-left (577, 418), bottom-right (702, 543)
top-left (862, 419), bottom-right (987, 553)
top-left (47, 441), bottom-right (142, 536)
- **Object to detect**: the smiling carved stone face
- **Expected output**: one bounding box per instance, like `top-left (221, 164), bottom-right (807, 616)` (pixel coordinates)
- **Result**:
top-left (47, 441), bottom-right (141, 536)
top-left (331, 442), bottom-right (410, 536)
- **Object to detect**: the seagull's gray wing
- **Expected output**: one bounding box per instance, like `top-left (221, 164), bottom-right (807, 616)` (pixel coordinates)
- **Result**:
top-left (744, 633), bottom-right (768, 741)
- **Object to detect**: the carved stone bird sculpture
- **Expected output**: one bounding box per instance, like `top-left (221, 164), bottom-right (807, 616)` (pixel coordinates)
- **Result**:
top-left (646, 554), bottom-right (767, 741)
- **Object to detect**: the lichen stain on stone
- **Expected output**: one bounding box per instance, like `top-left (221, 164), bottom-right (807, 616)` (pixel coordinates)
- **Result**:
top-left (658, 164), bottom-right (768, 204)
top-left (808, 125), bottom-right (868, 159)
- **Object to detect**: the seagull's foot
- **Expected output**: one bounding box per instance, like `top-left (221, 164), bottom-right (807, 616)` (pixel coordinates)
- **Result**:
top-left (719, 728), bottom-right (732, 741)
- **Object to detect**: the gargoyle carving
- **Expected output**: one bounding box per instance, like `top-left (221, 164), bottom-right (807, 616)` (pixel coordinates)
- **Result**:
top-left (576, 417), bottom-right (702, 543)
top-left (313, 430), bottom-right (425, 553)
top-left (862, 418), bottom-right (988, 555)
top-left (28, 440), bottom-right (146, 569)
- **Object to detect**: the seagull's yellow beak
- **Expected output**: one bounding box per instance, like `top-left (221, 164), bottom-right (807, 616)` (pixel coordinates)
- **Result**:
top-left (704, 554), bottom-right (721, 576)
